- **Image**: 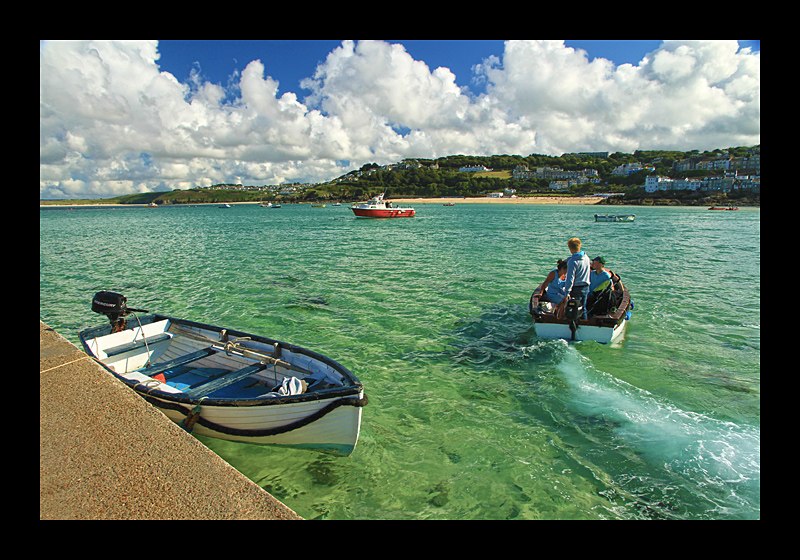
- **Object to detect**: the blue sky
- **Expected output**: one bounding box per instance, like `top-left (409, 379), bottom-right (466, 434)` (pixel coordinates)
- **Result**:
top-left (40, 40), bottom-right (760, 199)
top-left (157, 40), bottom-right (759, 99)
top-left (157, 40), bottom-right (680, 99)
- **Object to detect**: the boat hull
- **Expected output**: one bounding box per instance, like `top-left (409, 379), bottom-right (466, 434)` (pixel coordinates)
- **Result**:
top-left (80, 314), bottom-right (366, 455)
top-left (533, 317), bottom-right (627, 344)
top-left (352, 207), bottom-right (415, 218)
top-left (595, 214), bottom-right (635, 222)
top-left (153, 391), bottom-right (363, 455)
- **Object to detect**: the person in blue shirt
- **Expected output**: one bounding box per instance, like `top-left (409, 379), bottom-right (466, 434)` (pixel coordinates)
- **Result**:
top-left (586, 256), bottom-right (626, 316)
top-left (562, 237), bottom-right (591, 319)
top-left (589, 256), bottom-right (614, 294)
top-left (587, 256), bottom-right (614, 316)
top-left (541, 259), bottom-right (568, 306)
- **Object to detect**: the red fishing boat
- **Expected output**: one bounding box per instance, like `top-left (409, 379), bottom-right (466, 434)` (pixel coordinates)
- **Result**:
top-left (351, 193), bottom-right (415, 218)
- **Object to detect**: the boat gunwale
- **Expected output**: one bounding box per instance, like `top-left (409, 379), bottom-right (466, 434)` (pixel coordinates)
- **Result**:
top-left (79, 314), bottom-right (364, 408)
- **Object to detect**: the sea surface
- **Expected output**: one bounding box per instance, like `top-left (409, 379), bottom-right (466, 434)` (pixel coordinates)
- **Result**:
top-left (40, 202), bottom-right (760, 519)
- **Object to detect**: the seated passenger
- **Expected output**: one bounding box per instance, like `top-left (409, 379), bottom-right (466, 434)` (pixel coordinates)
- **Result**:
top-left (589, 256), bottom-right (614, 294)
top-left (587, 256), bottom-right (624, 316)
top-left (541, 259), bottom-right (568, 306)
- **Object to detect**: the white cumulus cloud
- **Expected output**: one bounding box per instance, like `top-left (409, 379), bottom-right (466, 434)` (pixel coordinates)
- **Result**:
top-left (40, 39), bottom-right (759, 199)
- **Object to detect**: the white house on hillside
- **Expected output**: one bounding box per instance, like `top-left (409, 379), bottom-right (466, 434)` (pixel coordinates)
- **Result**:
top-left (645, 175), bottom-right (702, 193)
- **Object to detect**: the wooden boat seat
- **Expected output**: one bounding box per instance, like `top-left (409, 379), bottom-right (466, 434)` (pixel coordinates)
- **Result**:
top-left (104, 332), bottom-right (172, 357)
top-left (136, 346), bottom-right (218, 378)
top-left (182, 362), bottom-right (268, 400)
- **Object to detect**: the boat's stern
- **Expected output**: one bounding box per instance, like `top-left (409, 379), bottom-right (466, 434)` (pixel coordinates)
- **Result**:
top-left (528, 282), bottom-right (632, 344)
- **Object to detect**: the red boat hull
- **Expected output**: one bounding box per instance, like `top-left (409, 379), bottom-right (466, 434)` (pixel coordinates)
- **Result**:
top-left (352, 208), bottom-right (415, 218)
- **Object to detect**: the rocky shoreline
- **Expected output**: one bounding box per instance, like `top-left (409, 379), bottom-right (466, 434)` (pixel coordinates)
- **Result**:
top-left (597, 192), bottom-right (759, 207)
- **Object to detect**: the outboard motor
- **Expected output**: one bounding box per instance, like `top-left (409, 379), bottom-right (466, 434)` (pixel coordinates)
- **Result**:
top-left (529, 292), bottom-right (541, 319)
top-left (564, 298), bottom-right (581, 341)
top-left (92, 291), bottom-right (148, 332)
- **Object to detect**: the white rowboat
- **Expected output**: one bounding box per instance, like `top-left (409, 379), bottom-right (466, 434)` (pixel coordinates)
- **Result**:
top-left (594, 214), bottom-right (635, 222)
top-left (80, 292), bottom-right (367, 456)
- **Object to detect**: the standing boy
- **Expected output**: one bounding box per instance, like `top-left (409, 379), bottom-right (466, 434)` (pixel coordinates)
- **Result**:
top-left (562, 237), bottom-right (591, 320)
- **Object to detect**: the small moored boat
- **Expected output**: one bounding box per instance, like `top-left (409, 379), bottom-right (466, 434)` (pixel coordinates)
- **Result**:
top-left (594, 214), bottom-right (635, 222)
top-left (352, 193), bottom-right (415, 218)
top-left (528, 280), bottom-right (633, 344)
top-left (708, 206), bottom-right (738, 211)
top-left (80, 292), bottom-right (367, 456)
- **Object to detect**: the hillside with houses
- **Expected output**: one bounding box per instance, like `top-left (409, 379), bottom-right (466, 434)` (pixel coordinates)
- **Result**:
top-left (41, 145), bottom-right (759, 206)
top-left (315, 145), bottom-right (760, 204)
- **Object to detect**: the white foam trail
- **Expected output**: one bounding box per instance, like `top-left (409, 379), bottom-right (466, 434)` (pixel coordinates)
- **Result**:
top-left (555, 345), bottom-right (760, 507)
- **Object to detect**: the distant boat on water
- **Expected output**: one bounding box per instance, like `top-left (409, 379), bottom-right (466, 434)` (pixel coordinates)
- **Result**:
top-left (352, 193), bottom-right (415, 218)
top-left (595, 214), bottom-right (635, 222)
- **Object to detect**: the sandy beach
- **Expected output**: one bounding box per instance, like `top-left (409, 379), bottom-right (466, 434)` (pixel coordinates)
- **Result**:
top-left (389, 196), bottom-right (602, 205)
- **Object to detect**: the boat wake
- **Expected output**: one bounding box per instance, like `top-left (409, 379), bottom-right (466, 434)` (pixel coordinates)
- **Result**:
top-left (449, 304), bottom-right (758, 518)
top-left (536, 340), bottom-right (760, 518)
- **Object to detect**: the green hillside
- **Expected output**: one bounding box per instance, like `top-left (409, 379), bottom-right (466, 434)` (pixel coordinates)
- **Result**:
top-left (40, 146), bottom-right (759, 206)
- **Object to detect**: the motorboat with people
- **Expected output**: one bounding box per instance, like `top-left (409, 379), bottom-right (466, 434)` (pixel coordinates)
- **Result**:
top-left (352, 193), bottom-right (415, 218)
top-left (529, 276), bottom-right (633, 344)
top-left (80, 292), bottom-right (367, 456)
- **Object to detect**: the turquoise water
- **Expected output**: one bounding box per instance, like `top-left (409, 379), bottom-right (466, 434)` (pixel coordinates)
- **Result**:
top-left (40, 202), bottom-right (760, 519)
